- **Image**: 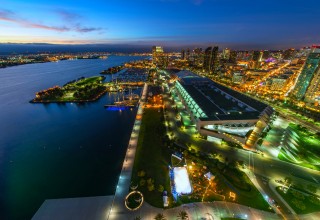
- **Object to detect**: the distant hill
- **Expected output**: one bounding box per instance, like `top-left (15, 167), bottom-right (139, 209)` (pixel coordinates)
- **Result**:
top-left (0, 43), bottom-right (154, 55)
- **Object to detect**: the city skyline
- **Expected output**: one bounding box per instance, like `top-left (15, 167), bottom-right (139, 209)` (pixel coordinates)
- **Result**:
top-left (0, 0), bottom-right (320, 49)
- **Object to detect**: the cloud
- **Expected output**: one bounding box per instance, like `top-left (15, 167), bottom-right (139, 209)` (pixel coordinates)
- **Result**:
top-left (75, 25), bottom-right (103, 33)
top-left (54, 9), bottom-right (82, 22)
top-left (0, 8), bottom-right (102, 33)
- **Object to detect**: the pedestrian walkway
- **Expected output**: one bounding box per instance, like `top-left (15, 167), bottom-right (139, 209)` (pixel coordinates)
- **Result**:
top-left (108, 83), bottom-right (148, 220)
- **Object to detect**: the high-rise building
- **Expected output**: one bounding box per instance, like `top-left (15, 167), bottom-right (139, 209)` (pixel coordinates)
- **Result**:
top-left (203, 46), bottom-right (219, 74)
top-left (152, 46), bottom-right (167, 67)
top-left (262, 50), bottom-right (270, 59)
top-left (192, 48), bottom-right (203, 66)
top-left (181, 49), bottom-right (185, 60)
top-left (252, 51), bottom-right (263, 69)
top-left (229, 51), bottom-right (237, 63)
top-left (283, 48), bottom-right (296, 60)
top-left (291, 49), bottom-right (320, 102)
top-left (222, 48), bottom-right (230, 60)
top-left (186, 48), bottom-right (190, 61)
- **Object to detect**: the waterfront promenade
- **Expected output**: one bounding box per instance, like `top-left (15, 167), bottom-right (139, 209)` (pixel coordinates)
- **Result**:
top-left (108, 83), bottom-right (148, 220)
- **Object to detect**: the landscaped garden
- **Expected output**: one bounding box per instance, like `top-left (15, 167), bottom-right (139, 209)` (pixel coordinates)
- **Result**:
top-left (276, 186), bottom-right (320, 214)
top-left (278, 123), bottom-right (320, 170)
top-left (131, 108), bottom-right (173, 208)
top-left (131, 106), bottom-right (271, 211)
top-left (31, 76), bottom-right (107, 102)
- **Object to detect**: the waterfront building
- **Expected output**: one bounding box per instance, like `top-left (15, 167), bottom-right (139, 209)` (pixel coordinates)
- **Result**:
top-left (291, 48), bottom-right (320, 103)
top-left (173, 70), bottom-right (273, 148)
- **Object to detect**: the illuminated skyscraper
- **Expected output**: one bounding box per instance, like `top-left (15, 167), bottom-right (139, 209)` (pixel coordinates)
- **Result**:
top-left (229, 51), bottom-right (237, 63)
top-left (203, 46), bottom-right (219, 74)
top-left (252, 51), bottom-right (263, 69)
top-left (222, 48), bottom-right (230, 59)
top-left (186, 48), bottom-right (190, 61)
top-left (291, 48), bottom-right (320, 102)
top-left (181, 49), bottom-right (185, 60)
top-left (152, 46), bottom-right (164, 63)
top-left (152, 46), bottom-right (167, 67)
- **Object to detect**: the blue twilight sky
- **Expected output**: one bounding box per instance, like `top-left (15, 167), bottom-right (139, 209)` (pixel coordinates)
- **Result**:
top-left (0, 0), bottom-right (319, 49)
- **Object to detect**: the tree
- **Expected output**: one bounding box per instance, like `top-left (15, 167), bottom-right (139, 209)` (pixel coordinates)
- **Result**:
top-left (177, 210), bottom-right (189, 220)
top-left (138, 170), bottom-right (146, 177)
top-left (140, 178), bottom-right (146, 187)
top-left (154, 213), bottom-right (166, 220)
top-left (284, 177), bottom-right (292, 186)
top-left (158, 184), bottom-right (164, 192)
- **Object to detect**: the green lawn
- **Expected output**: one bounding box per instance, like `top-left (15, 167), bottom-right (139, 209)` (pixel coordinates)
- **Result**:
top-left (289, 124), bottom-right (320, 154)
top-left (278, 123), bottom-right (320, 171)
top-left (73, 76), bottom-right (104, 86)
top-left (276, 187), bottom-right (320, 214)
top-left (33, 76), bottom-right (107, 102)
top-left (131, 108), bottom-right (172, 208)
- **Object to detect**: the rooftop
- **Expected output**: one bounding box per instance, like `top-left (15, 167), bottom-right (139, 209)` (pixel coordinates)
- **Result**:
top-left (175, 71), bottom-right (269, 121)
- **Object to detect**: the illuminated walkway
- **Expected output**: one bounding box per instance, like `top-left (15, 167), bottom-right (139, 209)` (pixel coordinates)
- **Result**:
top-left (108, 83), bottom-right (148, 220)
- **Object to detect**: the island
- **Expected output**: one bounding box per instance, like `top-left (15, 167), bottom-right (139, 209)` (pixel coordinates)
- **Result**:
top-left (31, 76), bottom-right (107, 103)
top-left (100, 65), bottom-right (125, 74)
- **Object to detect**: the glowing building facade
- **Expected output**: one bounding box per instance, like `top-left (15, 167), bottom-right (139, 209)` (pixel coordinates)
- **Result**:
top-left (291, 49), bottom-right (320, 103)
top-left (174, 70), bottom-right (273, 148)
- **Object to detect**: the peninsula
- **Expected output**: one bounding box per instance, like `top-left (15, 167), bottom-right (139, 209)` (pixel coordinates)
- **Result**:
top-left (31, 76), bottom-right (107, 103)
top-left (100, 65), bottom-right (125, 74)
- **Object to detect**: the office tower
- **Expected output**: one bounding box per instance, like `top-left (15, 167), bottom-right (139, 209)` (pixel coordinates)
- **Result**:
top-left (203, 46), bottom-right (219, 74)
top-left (222, 48), bottom-right (230, 59)
top-left (262, 50), bottom-right (270, 59)
top-left (193, 48), bottom-right (203, 66)
top-left (181, 49), bottom-right (185, 60)
top-left (291, 49), bottom-right (320, 102)
top-left (252, 51), bottom-right (263, 69)
top-left (152, 46), bottom-right (167, 67)
top-left (229, 51), bottom-right (237, 63)
top-left (186, 48), bottom-right (190, 61)
top-left (283, 48), bottom-right (296, 60)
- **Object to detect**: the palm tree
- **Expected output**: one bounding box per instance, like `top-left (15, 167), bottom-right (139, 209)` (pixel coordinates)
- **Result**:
top-left (177, 210), bottom-right (189, 220)
top-left (154, 213), bottom-right (166, 220)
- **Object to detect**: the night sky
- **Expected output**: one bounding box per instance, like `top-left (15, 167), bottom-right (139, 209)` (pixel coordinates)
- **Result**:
top-left (0, 0), bottom-right (319, 49)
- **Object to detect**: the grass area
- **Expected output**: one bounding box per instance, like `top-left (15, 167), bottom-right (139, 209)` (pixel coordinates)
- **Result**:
top-left (289, 124), bottom-right (320, 154)
top-left (276, 186), bottom-right (320, 214)
top-left (278, 149), bottom-right (320, 170)
top-left (32, 76), bottom-right (107, 102)
top-left (278, 123), bottom-right (320, 171)
top-left (131, 108), bottom-right (172, 208)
